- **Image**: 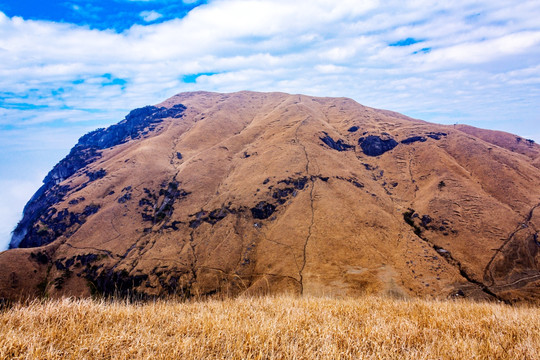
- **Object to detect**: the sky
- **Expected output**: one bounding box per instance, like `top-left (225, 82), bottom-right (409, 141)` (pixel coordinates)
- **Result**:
top-left (1, 0), bottom-right (540, 250)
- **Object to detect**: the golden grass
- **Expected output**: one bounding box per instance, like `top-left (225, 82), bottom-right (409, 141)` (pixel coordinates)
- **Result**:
top-left (0, 295), bottom-right (539, 359)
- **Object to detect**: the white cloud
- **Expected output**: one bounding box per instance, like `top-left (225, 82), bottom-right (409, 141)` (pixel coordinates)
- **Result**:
top-left (140, 10), bottom-right (163, 22)
top-left (0, 178), bottom-right (43, 250)
top-left (425, 31), bottom-right (540, 65)
top-left (0, 1), bottom-right (538, 123)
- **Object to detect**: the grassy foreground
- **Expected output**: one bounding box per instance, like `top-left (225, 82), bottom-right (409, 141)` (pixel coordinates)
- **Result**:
top-left (0, 295), bottom-right (539, 359)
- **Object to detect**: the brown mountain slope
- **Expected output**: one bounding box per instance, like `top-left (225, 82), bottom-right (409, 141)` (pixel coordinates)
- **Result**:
top-left (1, 91), bottom-right (539, 303)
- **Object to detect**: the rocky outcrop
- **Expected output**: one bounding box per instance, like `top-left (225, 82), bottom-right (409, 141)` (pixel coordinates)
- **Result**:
top-left (17, 204), bottom-right (101, 248)
top-left (9, 104), bottom-right (186, 249)
top-left (251, 201), bottom-right (276, 219)
top-left (358, 135), bottom-right (398, 156)
top-left (401, 136), bottom-right (427, 144)
top-left (426, 132), bottom-right (447, 140)
top-left (320, 132), bottom-right (354, 151)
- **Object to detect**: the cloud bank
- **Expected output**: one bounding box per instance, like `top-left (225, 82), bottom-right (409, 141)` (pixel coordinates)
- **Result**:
top-left (1, 1), bottom-right (539, 131)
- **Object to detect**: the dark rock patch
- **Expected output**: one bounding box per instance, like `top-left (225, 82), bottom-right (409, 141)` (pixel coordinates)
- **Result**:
top-left (337, 176), bottom-right (364, 188)
top-left (163, 220), bottom-right (182, 231)
top-left (405, 211), bottom-right (457, 236)
top-left (251, 201), bottom-right (276, 220)
top-left (426, 132), bottom-right (447, 140)
top-left (156, 104), bottom-right (187, 119)
top-left (401, 136), bottom-right (427, 144)
top-left (348, 126), bottom-right (359, 132)
top-left (118, 193), bottom-right (132, 204)
top-left (68, 197), bottom-right (85, 205)
top-left (358, 135), bottom-right (398, 156)
top-left (140, 181), bottom-right (190, 225)
top-left (30, 251), bottom-right (50, 265)
top-left (421, 215), bottom-right (432, 227)
top-left (77, 254), bottom-right (99, 266)
top-left (320, 132), bottom-right (354, 151)
top-left (207, 207), bottom-right (230, 224)
top-left (263, 176), bottom-right (315, 207)
top-left (10, 184), bottom-right (70, 249)
top-left (273, 188), bottom-right (295, 204)
top-left (362, 163), bottom-right (375, 171)
top-left (86, 168), bottom-right (107, 181)
top-left (278, 177), bottom-right (308, 190)
top-left (139, 198), bottom-right (153, 207)
top-left (403, 209), bottom-right (423, 237)
top-left (188, 206), bottom-right (232, 228)
top-left (189, 214), bottom-right (204, 229)
top-left (18, 204), bottom-right (100, 248)
top-left (55, 257), bottom-right (75, 271)
top-left (118, 186), bottom-right (133, 204)
top-left (176, 152), bottom-right (183, 159)
top-left (83, 204), bottom-right (100, 216)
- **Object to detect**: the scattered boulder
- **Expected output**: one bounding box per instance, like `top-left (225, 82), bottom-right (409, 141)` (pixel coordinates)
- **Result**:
top-left (118, 193), bottom-right (132, 204)
top-left (348, 126), bottom-right (359, 132)
top-left (421, 215), bottom-right (433, 227)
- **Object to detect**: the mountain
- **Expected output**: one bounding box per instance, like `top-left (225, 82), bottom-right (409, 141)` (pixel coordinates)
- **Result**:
top-left (1, 91), bottom-right (539, 303)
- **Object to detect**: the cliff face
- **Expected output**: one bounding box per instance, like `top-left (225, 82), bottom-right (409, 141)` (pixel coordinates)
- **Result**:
top-left (10, 104), bottom-right (186, 249)
top-left (1, 91), bottom-right (539, 303)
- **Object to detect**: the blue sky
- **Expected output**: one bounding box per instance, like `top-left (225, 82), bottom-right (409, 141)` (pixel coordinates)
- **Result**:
top-left (1, 0), bottom-right (540, 250)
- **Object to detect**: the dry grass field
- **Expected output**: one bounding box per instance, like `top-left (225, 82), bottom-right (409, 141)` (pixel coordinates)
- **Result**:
top-left (1, 295), bottom-right (539, 359)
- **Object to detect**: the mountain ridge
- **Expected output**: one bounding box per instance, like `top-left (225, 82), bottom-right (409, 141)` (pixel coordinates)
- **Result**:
top-left (1, 91), bottom-right (539, 303)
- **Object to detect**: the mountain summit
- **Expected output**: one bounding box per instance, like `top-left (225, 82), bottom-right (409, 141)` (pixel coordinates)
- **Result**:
top-left (1, 91), bottom-right (539, 303)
